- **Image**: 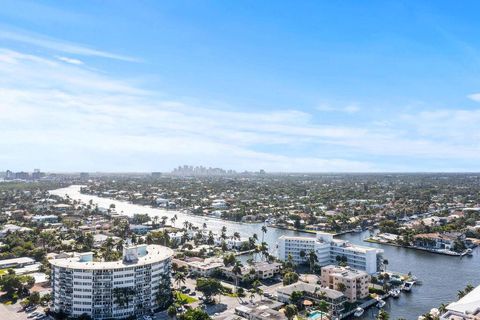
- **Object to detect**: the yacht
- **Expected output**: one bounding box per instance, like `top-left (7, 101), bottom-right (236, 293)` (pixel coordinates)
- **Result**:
top-left (389, 289), bottom-right (400, 298)
top-left (354, 307), bottom-right (365, 317)
top-left (402, 281), bottom-right (415, 292)
top-left (376, 299), bottom-right (386, 308)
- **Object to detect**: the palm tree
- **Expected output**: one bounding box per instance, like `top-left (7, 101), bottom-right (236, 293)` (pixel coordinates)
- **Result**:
top-left (248, 289), bottom-right (256, 302)
top-left (308, 251), bottom-right (318, 272)
top-left (167, 305), bottom-right (177, 320)
top-left (174, 272), bottom-right (186, 289)
top-left (161, 216), bottom-right (168, 226)
top-left (170, 215), bottom-right (177, 227)
top-left (377, 310), bottom-right (389, 320)
top-left (153, 216), bottom-right (159, 228)
top-left (113, 287), bottom-right (135, 308)
top-left (284, 304), bottom-right (297, 320)
top-left (232, 260), bottom-right (243, 291)
top-left (438, 303), bottom-right (448, 314)
top-left (221, 226), bottom-right (227, 239)
top-left (317, 300), bottom-right (328, 320)
top-left (233, 232), bottom-right (241, 241)
top-left (299, 250), bottom-right (306, 261)
top-left (465, 284), bottom-right (474, 294)
top-left (261, 225), bottom-right (267, 243)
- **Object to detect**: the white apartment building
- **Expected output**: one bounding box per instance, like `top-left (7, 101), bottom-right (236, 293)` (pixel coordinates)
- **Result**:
top-left (50, 244), bottom-right (173, 320)
top-left (277, 232), bottom-right (383, 274)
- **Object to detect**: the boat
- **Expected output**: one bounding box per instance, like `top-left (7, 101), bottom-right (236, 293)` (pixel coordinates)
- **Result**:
top-left (402, 281), bottom-right (415, 292)
top-left (376, 299), bottom-right (386, 308)
top-left (466, 248), bottom-right (473, 256)
top-left (354, 307), bottom-right (365, 317)
top-left (389, 289), bottom-right (400, 298)
top-left (354, 226), bottom-right (363, 232)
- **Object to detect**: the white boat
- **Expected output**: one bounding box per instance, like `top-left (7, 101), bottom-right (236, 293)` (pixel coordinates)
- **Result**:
top-left (376, 299), bottom-right (386, 308)
top-left (466, 248), bottom-right (473, 256)
top-left (354, 307), bottom-right (364, 317)
top-left (389, 289), bottom-right (400, 298)
top-left (354, 226), bottom-right (363, 232)
top-left (403, 281), bottom-right (415, 292)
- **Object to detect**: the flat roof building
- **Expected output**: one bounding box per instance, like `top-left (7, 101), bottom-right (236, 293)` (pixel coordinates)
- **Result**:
top-left (50, 244), bottom-right (173, 320)
top-left (0, 257), bottom-right (36, 269)
top-left (277, 232), bottom-right (383, 274)
top-left (320, 265), bottom-right (370, 302)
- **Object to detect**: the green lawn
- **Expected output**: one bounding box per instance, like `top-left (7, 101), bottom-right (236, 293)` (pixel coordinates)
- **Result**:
top-left (174, 291), bottom-right (198, 303)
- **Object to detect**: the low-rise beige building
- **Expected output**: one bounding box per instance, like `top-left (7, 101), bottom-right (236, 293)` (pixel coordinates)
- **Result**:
top-left (320, 265), bottom-right (370, 302)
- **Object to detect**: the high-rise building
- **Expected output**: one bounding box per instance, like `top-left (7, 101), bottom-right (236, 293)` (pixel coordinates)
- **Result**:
top-left (50, 244), bottom-right (173, 319)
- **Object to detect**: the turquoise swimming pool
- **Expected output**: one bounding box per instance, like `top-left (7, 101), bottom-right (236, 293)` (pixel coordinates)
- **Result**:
top-left (308, 311), bottom-right (328, 320)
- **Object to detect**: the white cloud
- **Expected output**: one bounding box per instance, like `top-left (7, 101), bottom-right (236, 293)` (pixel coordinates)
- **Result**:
top-left (316, 103), bottom-right (360, 114)
top-left (467, 93), bottom-right (480, 102)
top-left (1, 47), bottom-right (480, 172)
top-left (56, 56), bottom-right (83, 65)
top-left (0, 29), bottom-right (138, 62)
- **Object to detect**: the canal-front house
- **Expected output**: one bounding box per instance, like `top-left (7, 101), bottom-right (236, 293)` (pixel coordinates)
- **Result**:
top-left (276, 282), bottom-right (346, 317)
top-left (413, 232), bottom-right (465, 251)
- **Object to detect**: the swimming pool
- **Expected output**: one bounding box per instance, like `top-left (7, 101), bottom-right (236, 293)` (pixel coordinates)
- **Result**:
top-left (308, 311), bottom-right (329, 320)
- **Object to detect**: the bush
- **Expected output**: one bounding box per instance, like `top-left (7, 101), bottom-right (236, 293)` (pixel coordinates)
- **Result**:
top-left (369, 287), bottom-right (385, 295)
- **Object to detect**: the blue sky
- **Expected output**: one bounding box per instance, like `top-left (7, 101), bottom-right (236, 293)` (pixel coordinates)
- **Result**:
top-left (2, 1), bottom-right (480, 172)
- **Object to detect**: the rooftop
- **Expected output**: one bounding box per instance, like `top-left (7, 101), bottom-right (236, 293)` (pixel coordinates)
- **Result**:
top-left (277, 282), bottom-right (344, 300)
top-left (49, 244), bottom-right (173, 270)
top-left (445, 284), bottom-right (480, 316)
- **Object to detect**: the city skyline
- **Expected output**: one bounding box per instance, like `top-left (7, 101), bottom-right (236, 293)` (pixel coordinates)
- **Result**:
top-left (3, 1), bottom-right (480, 172)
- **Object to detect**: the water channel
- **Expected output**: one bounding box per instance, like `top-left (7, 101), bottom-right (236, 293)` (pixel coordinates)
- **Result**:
top-left (50, 185), bottom-right (480, 320)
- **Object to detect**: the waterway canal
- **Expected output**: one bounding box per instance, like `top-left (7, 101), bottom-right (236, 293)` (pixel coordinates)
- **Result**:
top-left (51, 185), bottom-right (480, 320)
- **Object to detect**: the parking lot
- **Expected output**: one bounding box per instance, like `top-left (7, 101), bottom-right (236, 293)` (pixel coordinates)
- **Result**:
top-left (0, 303), bottom-right (50, 320)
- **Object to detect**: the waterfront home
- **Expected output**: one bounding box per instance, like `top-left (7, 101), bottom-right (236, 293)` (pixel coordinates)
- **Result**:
top-left (276, 282), bottom-right (346, 317)
top-left (212, 199), bottom-right (228, 209)
top-left (277, 232), bottom-right (384, 274)
top-left (320, 265), bottom-right (371, 302)
top-left (413, 232), bottom-right (465, 251)
top-left (440, 284), bottom-right (480, 319)
top-left (31, 214), bottom-right (58, 224)
top-left (129, 224), bottom-right (152, 235)
top-left (215, 236), bottom-right (250, 250)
